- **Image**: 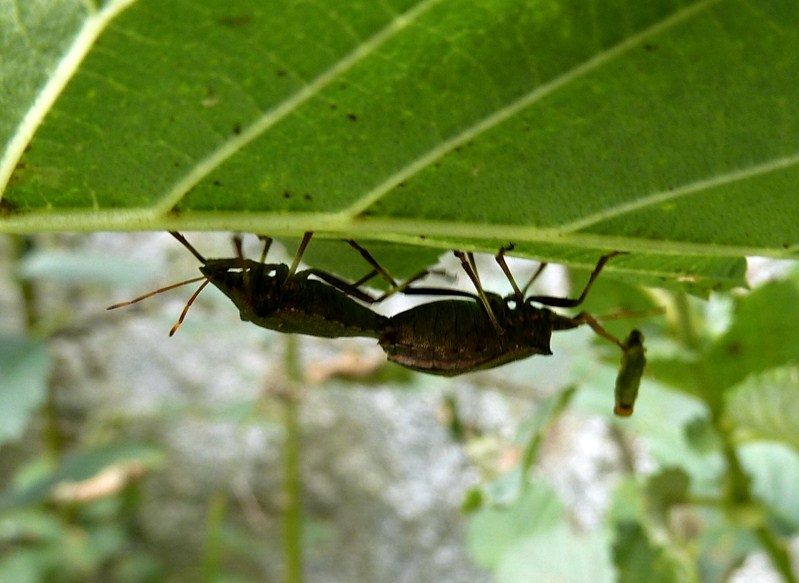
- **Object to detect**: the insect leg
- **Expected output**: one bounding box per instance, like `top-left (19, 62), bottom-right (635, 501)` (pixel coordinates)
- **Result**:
top-left (520, 263), bottom-right (548, 295)
top-left (169, 232), bottom-right (206, 263)
top-left (232, 234), bottom-right (254, 293)
top-left (288, 232), bottom-right (313, 277)
top-left (257, 235), bottom-right (273, 264)
top-left (494, 245), bottom-right (525, 302)
top-left (453, 251), bottom-right (503, 334)
top-left (302, 269), bottom-right (385, 304)
top-left (346, 240), bottom-right (400, 288)
top-left (398, 287), bottom-right (481, 300)
top-left (526, 251), bottom-right (624, 308)
top-left (569, 311), bottom-right (624, 348)
top-left (345, 240), bottom-right (452, 299)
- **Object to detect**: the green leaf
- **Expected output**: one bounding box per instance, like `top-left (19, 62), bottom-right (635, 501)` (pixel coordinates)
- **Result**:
top-left (724, 367), bottom-right (799, 449)
top-left (0, 443), bottom-right (163, 509)
top-left (739, 442), bottom-right (799, 529)
top-left (467, 481), bottom-right (565, 569)
top-left (1, 1), bottom-right (795, 290)
top-left (643, 468), bottom-right (691, 523)
top-left (497, 525), bottom-right (615, 583)
top-left (0, 549), bottom-right (44, 583)
top-left (707, 281), bottom-right (799, 392)
top-left (613, 521), bottom-right (698, 583)
top-left (18, 248), bottom-right (158, 285)
top-left (0, 335), bottom-right (50, 444)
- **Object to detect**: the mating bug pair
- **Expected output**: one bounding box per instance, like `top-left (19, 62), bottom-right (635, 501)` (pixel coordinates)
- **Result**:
top-left (109, 233), bottom-right (649, 416)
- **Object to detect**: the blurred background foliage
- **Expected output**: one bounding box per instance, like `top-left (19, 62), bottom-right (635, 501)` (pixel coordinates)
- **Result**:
top-left (0, 233), bottom-right (797, 582)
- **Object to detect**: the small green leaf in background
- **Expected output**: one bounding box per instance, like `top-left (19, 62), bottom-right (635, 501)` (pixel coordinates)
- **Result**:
top-left (0, 335), bottom-right (49, 444)
top-left (0, 443), bottom-right (163, 510)
top-left (724, 367), bottom-right (799, 450)
top-left (643, 467), bottom-right (691, 524)
top-left (707, 281), bottom-right (799, 392)
top-left (467, 481), bottom-right (565, 569)
top-left (497, 524), bottom-right (615, 583)
top-left (17, 249), bottom-right (158, 285)
top-left (613, 521), bottom-right (697, 583)
top-left (739, 442), bottom-right (799, 530)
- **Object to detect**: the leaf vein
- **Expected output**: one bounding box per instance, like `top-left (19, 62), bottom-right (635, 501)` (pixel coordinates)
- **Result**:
top-left (0, 0), bottom-right (138, 198)
top-left (556, 154), bottom-right (799, 233)
top-left (150, 0), bottom-right (446, 215)
top-left (339, 0), bottom-right (722, 219)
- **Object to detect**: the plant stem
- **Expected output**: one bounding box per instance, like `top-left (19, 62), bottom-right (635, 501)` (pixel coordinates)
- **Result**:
top-left (11, 235), bottom-right (62, 457)
top-left (673, 293), bottom-right (797, 582)
top-left (716, 426), bottom-right (798, 583)
top-left (201, 490), bottom-right (227, 583)
top-left (282, 334), bottom-right (303, 583)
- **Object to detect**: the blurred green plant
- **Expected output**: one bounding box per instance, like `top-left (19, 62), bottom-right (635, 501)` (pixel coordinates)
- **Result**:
top-left (463, 267), bottom-right (799, 583)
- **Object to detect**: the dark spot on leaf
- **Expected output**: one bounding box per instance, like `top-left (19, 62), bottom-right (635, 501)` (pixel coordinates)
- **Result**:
top-left (217, 15), bottom-right (253, 27)
top-left (453, 146), bottom-right (462, 153)
top-left (8, 161), bottom-right (26, 186)
top-left (0, 197), bottom-right (20, 216)
top-left (783, 242), bottom-right (791, 249)
top-left (202, 87), bottom-right (218, 108)
top-left (232, 123), bottom-right (242, 135)
top-left (276, 69), bottom-right (287, 78)
top-left (283, 191), bottom-right (291, 199)
top-left (304, 194), bottom-right (312, 202)
top-left (725, 342), bottom-right (741, 356)
top-left (168, 207), bottom-right (182, 217)
top-left (397, 181), bottom-right (407, 188)
top-left (329, 103), bottom-right (338, 110)
top-left (643, 43), bottom-right (657, 52)
top-left (173, 160), bottom-right (181, 167)
top-left (419, 234), bottom-right (427, 240)
top-left (213, 180), bottom-right (222, 187)
top-left (24, 144), bottom-right (32, 153)
top-left (360, 210), bottom-right (373, 217)
top-left (347, 113), bottom-right (358, 121)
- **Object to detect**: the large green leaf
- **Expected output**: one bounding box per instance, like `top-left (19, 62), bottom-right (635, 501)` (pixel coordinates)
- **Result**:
top-left (724, 367), bottom-right (799, 450)
top-left (2, 0), bottom-right (796, 289)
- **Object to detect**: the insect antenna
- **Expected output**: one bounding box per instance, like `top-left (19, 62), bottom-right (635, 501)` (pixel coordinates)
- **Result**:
top-left (107, 276), bottom-right (207, 310)
top-left (169, 279), bottom-right (211, 336)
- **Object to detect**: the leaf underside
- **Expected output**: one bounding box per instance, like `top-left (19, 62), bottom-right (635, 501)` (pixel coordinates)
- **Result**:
top-left (2, 0), bottom-right (797, 292)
